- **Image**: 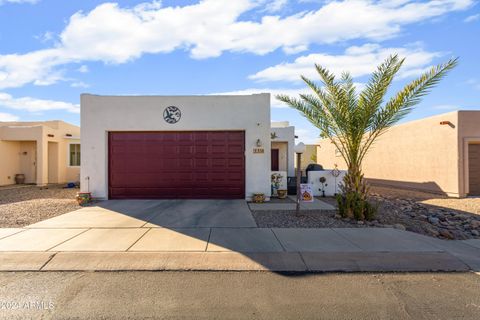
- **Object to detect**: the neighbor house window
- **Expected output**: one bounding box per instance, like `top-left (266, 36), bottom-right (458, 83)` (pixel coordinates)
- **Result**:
top-left (69, 144), bottom-right (81, 166)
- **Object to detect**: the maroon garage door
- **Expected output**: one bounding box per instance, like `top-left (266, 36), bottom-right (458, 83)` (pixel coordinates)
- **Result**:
top-left (108, 131), bottom-right (245, 199)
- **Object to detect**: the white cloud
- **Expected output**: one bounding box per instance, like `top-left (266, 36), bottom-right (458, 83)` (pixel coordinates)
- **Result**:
top-left (211, 84), bottom-right (365, 107)
top-left (295, 127), bottom-right (320, 144)
top-left (210, 87), bottom-right (311, 108)
top-left (35, 31), bottom-right (55, 43)
top-left (0, 0), bottom-right (473, 89)
top-left (249, 43), bottom-right (443, 82)
top-left (263, 0), bottom-right (289, 13)
top-left (77, 65), bottom-right (89, 73)
top-left (466, 78), bottom-right (480, 90)
top-left (464, 13), bottom-right (479, 22)
top-left (0, 0), bottom-right (38, 5)
top-left (0, 112), bottom-right (19, 121)
top-left (70, 81), bottom-right (89, 88)
top-left (0, 93), bottom-right (79, 113)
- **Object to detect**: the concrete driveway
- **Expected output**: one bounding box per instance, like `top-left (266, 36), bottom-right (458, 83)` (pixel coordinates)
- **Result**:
top-left (26, 199), bottom-right (257, 228)
top-left (1, 199), bottom-right (480, 272)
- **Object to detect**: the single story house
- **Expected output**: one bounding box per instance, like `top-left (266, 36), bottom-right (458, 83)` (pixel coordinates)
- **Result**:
top-left (81, 94), bottom-right (279, 200)
top-left (0, 120), bottom-right (80, 186)
top-left (317, 110), bottom-right (480, 197)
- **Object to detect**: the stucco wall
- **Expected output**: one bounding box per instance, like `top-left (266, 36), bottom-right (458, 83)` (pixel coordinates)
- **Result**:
top-left (0, 121), bottom-right (80, 186)
top-left (317, 112), bottom-right (462, 196)
top-left (0, 141), bottom-right (21, 185)
top-left (80, 94), bottom-right (271, 199)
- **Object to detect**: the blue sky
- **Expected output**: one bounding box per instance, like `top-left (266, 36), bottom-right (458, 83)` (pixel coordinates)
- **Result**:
top-left (0, 0), bottom-right (479, 143)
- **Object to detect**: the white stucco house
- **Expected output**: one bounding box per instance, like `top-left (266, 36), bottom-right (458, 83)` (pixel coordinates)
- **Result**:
top-left (81, 94), bottom-right (278, 200)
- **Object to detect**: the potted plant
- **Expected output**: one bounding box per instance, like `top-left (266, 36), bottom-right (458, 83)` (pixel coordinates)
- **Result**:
top-left (277, 189), bottom-right (288, 199)
top-left (252, 193), bottom-right (266, 203)
top-left (271, 173), bottom-right (283, 197)
top-left (76, 192), bottom-right (92, 205)
top-left (14, 174), bottom-right (25, 184)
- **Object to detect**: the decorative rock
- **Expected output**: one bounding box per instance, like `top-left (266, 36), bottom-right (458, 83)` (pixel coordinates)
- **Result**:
top-left (393, 223), bottom-right (406, 231)
top-left (357, 221), bottom-right (364, 225)
top-left (439, 229), bottom-right (454, 239)
top-left (453, 231), bottom-right (468, 240)
top-left (428, 217), bottom-right (439, 225)
top-left (470, 220), bottom-right (480, 229)
top-left (471, 230), bottom-right (479, 236)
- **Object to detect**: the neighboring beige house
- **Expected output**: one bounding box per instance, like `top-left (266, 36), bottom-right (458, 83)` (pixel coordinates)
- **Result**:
top-left (317, 111), bottom-right (480, 197)
top-left (0, 121), bottom-right (80, 186)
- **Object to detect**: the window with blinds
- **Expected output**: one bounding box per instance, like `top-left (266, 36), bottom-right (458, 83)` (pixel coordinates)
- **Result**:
top-left (69, 144), bottom-right (81, 166)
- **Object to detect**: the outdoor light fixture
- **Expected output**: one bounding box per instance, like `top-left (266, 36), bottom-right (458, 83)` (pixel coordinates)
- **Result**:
top-left (294, 142), bottom-right (306, 154)
top-left (294, 141), bottom-right (306, 216)
top-left (256, 139), bottom-right (263, 147)
top-left (439, 120), bottom-right (455, 128)
top-left (47, 134), bottom-right (54, 137)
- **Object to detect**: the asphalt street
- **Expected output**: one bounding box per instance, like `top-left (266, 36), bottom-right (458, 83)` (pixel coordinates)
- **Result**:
top-left (0, 271), bottom-right (479, 319)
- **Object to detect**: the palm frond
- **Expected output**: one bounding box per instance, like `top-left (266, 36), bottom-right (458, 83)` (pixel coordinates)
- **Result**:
top-left (359, 58), bottom-right (458, 162)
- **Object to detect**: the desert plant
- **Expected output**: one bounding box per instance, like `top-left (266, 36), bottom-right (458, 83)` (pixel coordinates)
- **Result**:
top-left (277, 55), bottom-right (457, 220)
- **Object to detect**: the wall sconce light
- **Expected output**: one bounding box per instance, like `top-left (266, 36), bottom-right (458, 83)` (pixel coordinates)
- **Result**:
top-left (256, 139), bottom-right (263, 147)
top-left (439, 121), bottom-right (455, 128)
top-left (47, 134), bottom-right (54, 137)
top-left (66, 133), bottom-right (72, 137)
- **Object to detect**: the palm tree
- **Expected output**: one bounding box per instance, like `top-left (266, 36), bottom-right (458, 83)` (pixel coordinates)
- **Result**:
top-left (277, 55), bottom-right (457, 220)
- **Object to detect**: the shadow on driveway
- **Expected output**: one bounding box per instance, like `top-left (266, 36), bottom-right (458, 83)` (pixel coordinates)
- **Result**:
top-left (0, 199), bottom-right (478, 274)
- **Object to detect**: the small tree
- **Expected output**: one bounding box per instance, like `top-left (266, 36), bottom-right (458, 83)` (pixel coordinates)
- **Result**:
top-left (277, 55), bottom-right (457, 220)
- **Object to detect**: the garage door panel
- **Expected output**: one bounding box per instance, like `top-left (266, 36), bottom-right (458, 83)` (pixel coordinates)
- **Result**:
top-left (109, 131), bottom-right (245, 199)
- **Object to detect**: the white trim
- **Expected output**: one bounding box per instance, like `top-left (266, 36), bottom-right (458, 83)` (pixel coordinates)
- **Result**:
top-left (67, 142), bottom-right (81, 167)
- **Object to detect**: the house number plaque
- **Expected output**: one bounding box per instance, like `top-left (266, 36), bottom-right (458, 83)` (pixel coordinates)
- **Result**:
top-left (253, 148), bottom-right (264, 154)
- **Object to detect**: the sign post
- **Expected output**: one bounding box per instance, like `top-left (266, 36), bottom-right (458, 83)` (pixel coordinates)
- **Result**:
top-left (294, 142), bottom-right (306, 216)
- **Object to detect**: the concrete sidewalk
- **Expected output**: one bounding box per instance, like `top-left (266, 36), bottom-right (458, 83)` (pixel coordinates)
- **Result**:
top-left (0, 226), bottom-right (479, 272)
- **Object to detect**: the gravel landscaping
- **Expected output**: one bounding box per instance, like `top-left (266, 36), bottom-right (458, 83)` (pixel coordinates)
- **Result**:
top-left (0, 185), bottom-right (81, 227)
top-left (251, 185), bottom-right (480, 240)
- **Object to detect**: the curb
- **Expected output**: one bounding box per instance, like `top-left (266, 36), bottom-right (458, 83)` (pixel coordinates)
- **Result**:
top-left (0, 251), bottom-right (472, 272)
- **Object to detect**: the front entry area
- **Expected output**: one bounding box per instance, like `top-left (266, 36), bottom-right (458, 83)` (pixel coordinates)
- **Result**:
top-left (108, 131), bottom-right (245, 199)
